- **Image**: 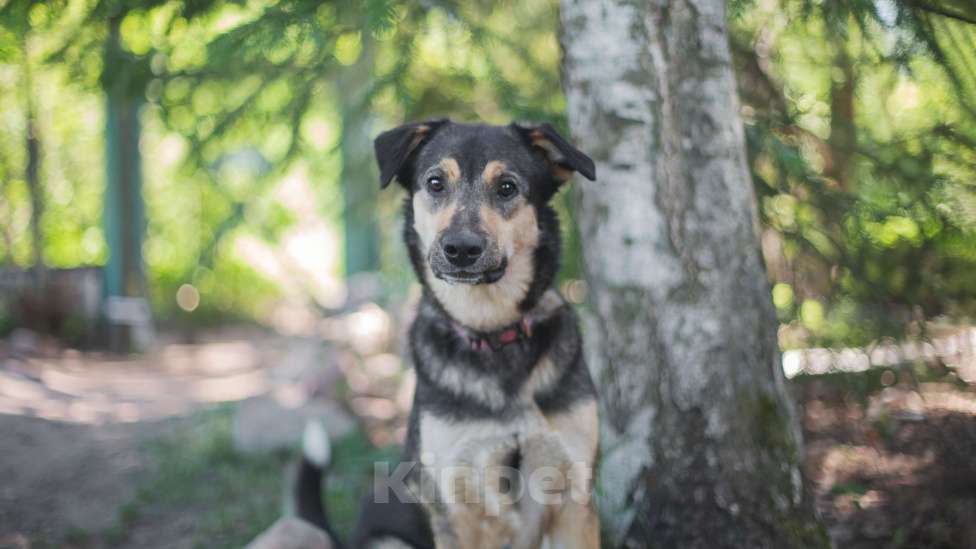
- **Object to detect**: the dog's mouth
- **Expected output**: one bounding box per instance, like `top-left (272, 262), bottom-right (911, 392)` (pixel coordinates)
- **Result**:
top-left (433, 259), bottom-right (508, 285)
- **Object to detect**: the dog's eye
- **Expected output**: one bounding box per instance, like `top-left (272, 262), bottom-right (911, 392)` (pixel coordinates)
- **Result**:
top-left (497, 179), bottom-right (518, 199)
top-left (426, 176), bottom-right (445, 194)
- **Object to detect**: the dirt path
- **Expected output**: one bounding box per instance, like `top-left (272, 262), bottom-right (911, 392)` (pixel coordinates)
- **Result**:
top-left (0, 302), bottom-right (407, 549)
top-left (0, 328), bottom-right (303, 548)
top-left (0, 415), bottom-right (169, 547)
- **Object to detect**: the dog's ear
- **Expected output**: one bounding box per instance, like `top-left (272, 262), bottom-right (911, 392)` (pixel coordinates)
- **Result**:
top-left (374, 119), bottom-right (449, 189)
top-left (511, 122), bottom-right (596, 182)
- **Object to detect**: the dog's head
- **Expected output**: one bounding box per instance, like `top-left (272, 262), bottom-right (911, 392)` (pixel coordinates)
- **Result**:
top-left (373, 119), bottom-right (595, 329)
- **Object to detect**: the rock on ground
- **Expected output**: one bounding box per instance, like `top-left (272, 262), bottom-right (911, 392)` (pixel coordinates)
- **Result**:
top-left (233, 397), bottom-right (355, 454)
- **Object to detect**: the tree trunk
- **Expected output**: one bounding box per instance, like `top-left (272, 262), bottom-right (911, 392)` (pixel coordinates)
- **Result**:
top-left (339, 35), bottom-right (380, 276)
top-left (559, 1), bottom-right (828, 547)
top-left (103, 15), bottom-right (146, 303)
top-left (824, 9), bottom-right (855, 190)
top-left (103, 14), bottom-right (150, 351)
top-left (23, 39), bottom-right (45, 288)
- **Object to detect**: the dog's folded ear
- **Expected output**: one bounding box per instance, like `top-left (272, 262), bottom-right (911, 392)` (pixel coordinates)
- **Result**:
top-left (374, 119), bottom-right (449, 188)
top-left (511, 122), bottom-right (596, 182)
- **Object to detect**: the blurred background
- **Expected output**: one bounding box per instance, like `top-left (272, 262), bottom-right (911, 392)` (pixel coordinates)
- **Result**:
top-left (1, 0), bottom-right (975, 547)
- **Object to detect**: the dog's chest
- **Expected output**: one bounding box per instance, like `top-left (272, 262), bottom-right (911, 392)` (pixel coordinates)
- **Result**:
top-left (419, 400), bottom-right (595, 469)
top-left (417, 349), bottom-right (596, 475)
top-left (420, 399), bottom-right (596, 495)
top-left (416, 398), bottom-right (597, 547)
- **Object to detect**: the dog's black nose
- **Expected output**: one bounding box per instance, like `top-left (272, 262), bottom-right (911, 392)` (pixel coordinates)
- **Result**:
top-left (441, 232), bottom-right (485, 268)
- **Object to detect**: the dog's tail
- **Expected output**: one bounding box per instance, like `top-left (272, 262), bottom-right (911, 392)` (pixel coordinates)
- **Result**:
top-left (296, 420), bottom-right (345, 548)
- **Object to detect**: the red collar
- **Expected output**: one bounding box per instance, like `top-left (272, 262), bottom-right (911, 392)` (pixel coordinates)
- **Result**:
top-left (453, 315), bottom-right (536, 352)
top-left (448, 290), bottom-right (564, 352)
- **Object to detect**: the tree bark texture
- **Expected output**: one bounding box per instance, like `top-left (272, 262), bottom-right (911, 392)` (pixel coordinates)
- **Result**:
top-left (559, 1), bottom-right (829, 547)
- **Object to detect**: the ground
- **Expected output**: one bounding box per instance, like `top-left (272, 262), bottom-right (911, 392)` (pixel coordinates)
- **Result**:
top-left (799, 367), bottom-right (976, 548)
top-left (0, 413), bottom-right (156, 546)
top-left (2, 327), bottom-right (976, 548)
top-left (0, 318), bottom-right (405, 549)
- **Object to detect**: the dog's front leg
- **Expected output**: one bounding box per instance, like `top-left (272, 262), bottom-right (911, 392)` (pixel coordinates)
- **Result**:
top-left (513, 431), bottom-right (600, 549)
top-left (422, 467), bottom-right (484, 549)
top-left (425, 436), bottom-right (520, 549)
top-left (547, 452), bottom-right (600, 549)
top-left (428, 489), bottom-right (510, 549)
top-left (509, 434), bottom-right (578, 549)
top-left (547, 498), bottom-right (601, 549)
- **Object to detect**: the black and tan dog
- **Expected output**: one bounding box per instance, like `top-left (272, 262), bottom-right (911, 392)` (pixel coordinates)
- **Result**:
top-left (297, 119), bottom-right (600, 549)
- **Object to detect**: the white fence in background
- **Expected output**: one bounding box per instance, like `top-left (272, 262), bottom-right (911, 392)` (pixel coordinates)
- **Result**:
top-left (782, 326), bottom-right (976, 382)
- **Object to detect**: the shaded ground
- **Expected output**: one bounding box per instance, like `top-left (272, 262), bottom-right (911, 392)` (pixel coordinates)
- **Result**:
top-left (799, 369), bottom-right (976, 549)
top-left (0, 325), bottom-right (299, 549)
top-left (0, 310), bottom-right (407, 549)
top-left (0, 414), bottom-right (164, 547)
top-left (3, 325), bottom-right (976, 548)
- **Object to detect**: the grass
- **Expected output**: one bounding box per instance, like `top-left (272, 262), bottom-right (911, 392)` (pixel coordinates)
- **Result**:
top-left (101, 404), bottom-right (397, 548)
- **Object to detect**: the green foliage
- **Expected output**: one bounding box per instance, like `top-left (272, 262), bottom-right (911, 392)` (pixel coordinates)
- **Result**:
top-left (1, 0), bottom-right (974, 345)
top-left (0, 0), bottom-right (568, 320)
top-left (0, 0), bottom-right (108, 269)
top-left (97, 405), bottom-right (395, 547)
top-left (733, 0), bottom-right (976, 347)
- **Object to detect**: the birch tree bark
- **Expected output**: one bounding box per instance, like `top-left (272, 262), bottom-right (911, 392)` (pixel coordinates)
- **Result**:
top-left (559, 1), bottom-right (829, 547)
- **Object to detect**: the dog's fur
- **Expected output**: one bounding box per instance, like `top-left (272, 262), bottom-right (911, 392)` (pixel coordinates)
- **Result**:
top-left (297, 120), bottom-right (600, 549)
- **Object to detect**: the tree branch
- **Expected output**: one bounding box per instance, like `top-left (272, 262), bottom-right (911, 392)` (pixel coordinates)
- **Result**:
top-left (910, 0), bottom-right (976, 26)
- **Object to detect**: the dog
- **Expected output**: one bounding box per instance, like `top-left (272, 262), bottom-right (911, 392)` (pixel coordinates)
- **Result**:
top-left (296, 119), bottom-right (600, 549)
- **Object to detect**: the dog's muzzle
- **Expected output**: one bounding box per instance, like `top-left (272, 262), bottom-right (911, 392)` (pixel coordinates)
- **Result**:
top-left (430, 230), bottom-right (507, 284)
